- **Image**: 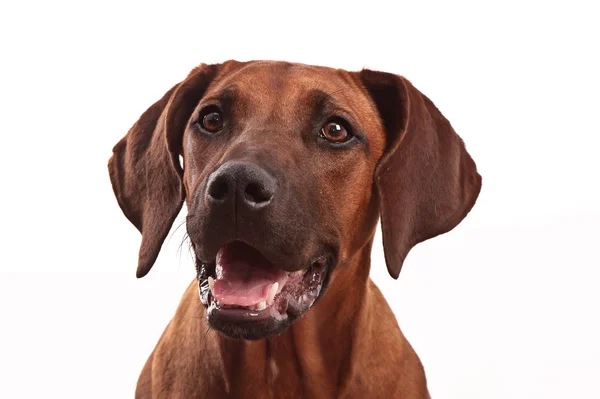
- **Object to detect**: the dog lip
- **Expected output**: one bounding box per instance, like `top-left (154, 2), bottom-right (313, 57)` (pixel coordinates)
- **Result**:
top-left (199, 255), bottom-right (332, 338)
top-left (207, 301), bottom-right (286, 322)
top-left (195, 241), bottom-right (335, 339)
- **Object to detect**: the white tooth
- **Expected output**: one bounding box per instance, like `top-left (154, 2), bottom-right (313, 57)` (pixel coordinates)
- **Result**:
top-left (256, 301), bottom-right (267, 311)
top-left (267, 282), bottom-right (279, 305)
top-left (208, 276), bottom-right (215, 292)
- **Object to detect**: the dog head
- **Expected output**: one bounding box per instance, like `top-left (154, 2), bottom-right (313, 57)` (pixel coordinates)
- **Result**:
top-left (109, 60), bottom-right (481, 340)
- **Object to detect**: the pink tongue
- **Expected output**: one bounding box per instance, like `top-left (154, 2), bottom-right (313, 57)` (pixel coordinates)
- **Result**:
top-left (213, 242), bottom-right (288, 307)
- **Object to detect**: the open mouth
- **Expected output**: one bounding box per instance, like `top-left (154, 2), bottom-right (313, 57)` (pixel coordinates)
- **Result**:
top-left (196, 241), bottom-right (330, 339)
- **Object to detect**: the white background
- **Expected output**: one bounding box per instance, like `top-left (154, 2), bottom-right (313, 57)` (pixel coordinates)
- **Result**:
top-left (1, 1), bottom-right (599, 398)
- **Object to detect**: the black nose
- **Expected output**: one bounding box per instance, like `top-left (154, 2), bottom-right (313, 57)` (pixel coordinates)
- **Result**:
top-left (206, 161), bottom-right (277, 209)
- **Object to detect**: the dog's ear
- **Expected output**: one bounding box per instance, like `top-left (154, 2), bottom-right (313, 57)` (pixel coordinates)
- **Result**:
top-left (108, 64), bottom-right (219, 277)
top-left (358, 70), bottom-right (482, 279)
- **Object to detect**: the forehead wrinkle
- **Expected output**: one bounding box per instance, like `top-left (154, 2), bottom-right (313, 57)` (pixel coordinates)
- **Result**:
top-left (202, 84), bottom-right (238, 104)
top-left (309, 89), bottom-right (355, 115)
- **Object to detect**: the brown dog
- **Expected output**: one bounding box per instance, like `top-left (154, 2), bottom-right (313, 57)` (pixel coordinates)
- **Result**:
top-left (109, 60), bottom-right (481, 398)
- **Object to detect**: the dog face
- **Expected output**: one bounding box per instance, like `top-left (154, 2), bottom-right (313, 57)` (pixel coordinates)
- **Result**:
top-left (109, 60), bottom-right (481, 340)
top-left (183, 62), bottom-right (386, 338)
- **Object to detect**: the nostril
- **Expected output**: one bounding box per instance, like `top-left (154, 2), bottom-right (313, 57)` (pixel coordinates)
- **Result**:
top-left (208, 179), bottom-right (229, 201)
top-left (244, 182), bottom-right (273, 204)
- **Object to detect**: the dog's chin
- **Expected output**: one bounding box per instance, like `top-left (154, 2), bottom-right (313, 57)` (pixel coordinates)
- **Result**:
top-left (195, 241), bottom-right (331, 340)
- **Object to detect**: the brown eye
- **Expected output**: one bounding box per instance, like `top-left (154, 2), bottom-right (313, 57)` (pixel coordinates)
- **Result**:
top-left (321, 121), bottom-right (350, 143)
top-left (201, 111), bottom-right (223, 133)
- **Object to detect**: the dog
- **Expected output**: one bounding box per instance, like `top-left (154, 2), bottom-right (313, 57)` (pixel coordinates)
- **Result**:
top-left (108, 60), bottom-right (481, 398)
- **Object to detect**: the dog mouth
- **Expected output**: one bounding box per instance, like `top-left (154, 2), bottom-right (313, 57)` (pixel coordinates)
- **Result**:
top-left (196, 241), bottom-right (330, 339)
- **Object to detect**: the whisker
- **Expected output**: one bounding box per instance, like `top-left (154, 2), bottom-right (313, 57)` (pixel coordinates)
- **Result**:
top-left (168, 217), bottom-right (188, 243)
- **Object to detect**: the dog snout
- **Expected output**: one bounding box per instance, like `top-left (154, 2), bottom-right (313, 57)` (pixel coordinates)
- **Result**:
top-left (206, 161), bottom-right (277, 209)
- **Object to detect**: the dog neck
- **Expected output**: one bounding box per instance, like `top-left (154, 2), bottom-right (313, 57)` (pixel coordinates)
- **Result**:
top-left (211, 240), bottom-right (375, 397)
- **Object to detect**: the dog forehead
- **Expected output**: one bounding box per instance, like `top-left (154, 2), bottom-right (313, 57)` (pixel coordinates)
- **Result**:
top-left (208, 61), bottom-right (372, 115)
top-left (219, 60), bottom-right (349, 88)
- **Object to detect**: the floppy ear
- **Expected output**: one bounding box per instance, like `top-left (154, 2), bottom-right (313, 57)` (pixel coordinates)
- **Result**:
top-left (108, 64), bottom-right (218, 277)
top-left (358, 70), bottom-right (482, 279)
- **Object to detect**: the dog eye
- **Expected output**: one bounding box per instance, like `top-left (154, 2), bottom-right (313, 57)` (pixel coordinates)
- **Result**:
top-left (200, 109), bottom-right (224, 133)
top-left (320, 121), bottom-right (351, 143)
